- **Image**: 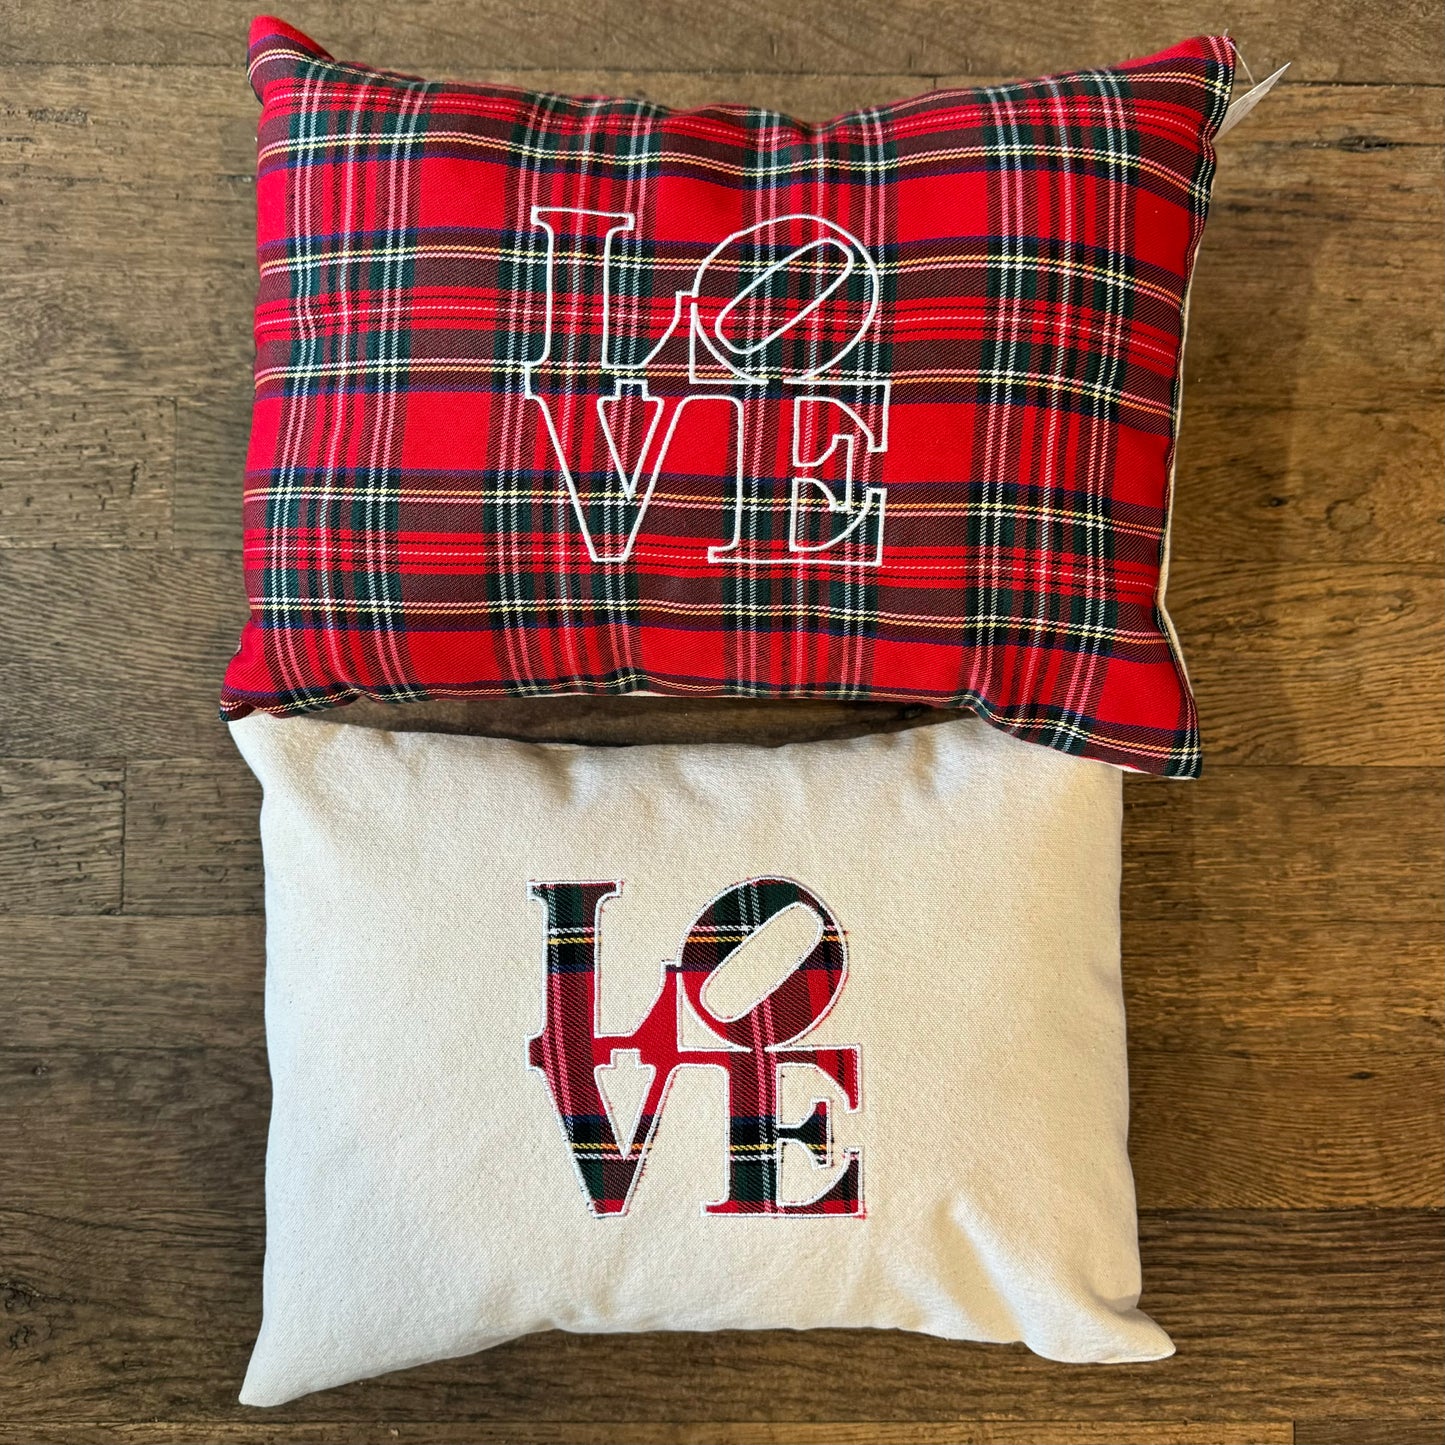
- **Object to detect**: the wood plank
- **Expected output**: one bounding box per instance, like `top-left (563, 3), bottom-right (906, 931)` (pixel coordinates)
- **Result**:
top-left (1171, 405), bottom-right (1444, 567)
top-left (0, 1206), bottom-right (1437, 1420)
top-left (5, 1032), bottom-right (1435, 1216)
top-left (0, 395), bottom-right (172, 549)
top-left (11, 64), bottom-right (1445, 175)
top-left (1122, 767), bottom-right (1443, 923)
top-left (1171, 563), bottom-right (1444, 767)
top-left (6, 916), bottom-right (1437, 1053)
top-left (110, 759), bottom-right (1445, 923)
top-left (7, 893), bottom-right (1441, 1213)
top-left (2, 912), bottom-right (1437, 1207)
top-left (1123, 919), bottom-right (1443, 1050)
top-left (1184, 192), bottom-right (1443, 418)
top-left (0, 266), bottom-right (252, 401)
top-left (122, 761), bottom-right (262, 915)
top-left (172, 386), bottom-right (259, 550)
top-left (0, 1049), bottom-right (268, 1223)
top-left (3, 73), bottom-right (1440, 567)
top-left (173, 394), bottom-right (1445, 566)
top-left (0, 548), bottom-right (1440, 765)
top-left (0, 549), bottom-right (248, 762)
top-left (1296, 1422), bottom-right (1445, 1445)
top-left (0, 1), bottom-right (1439, 1440)
top-left (0, 760), bottom-right (122, 914)
top-left (5, 67), bottom-right (1441, 184)
top-left (1125, 908), bottom-right (1443, 1199)
top-left (2, 77), bottom-right (1440, 414)
top-left (110, 757), bottom-right (1445, 923)
top-left (0, 1421), bottom-right (1299, 1444)
top-left (0, 917), bottom-right (264, 1049)
top-left (1128, 1046), bottom-right (1442, 1207)
top-left (1, 0), bottom-right (1439, 83)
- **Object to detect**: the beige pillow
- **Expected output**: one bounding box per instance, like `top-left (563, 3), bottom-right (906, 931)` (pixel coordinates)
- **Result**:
top-left (230, 712), bottom-right (1168, 1405)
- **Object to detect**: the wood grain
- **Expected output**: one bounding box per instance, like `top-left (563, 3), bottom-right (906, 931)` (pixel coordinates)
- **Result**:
top-left (0, 917), bottom-right (265, 1049)
top-left (0, 1048), bottom-right (269, 1223)
top-left (1295, 1421), bottom-right (1445, 1445)
top-left (1121, 767), bottom-right (1443, 922)
top-left (0, 549), bottom-right (249, 762)
top-left (4, 1034), bottom-right (1436, 1216)
top-left (92, 760), bottom-right (1445, 922)
top-left (2, 0), bottom-right (1440, 82)
top-left (5, 916), bottom-right (1437, 1053)
top-left (4, 76), bottom-right (1439, 411)
top-left (0, 1422), bottom-right (1300, 1444)
top-left (0, 1207), bottom-right (1438, 1422)
top-left (1123, 919), bottom-right (1443, 1049)
top-left (0, 396), bottom-right (173, 549)
top-left (1175, 562), bottom-right (1444, 766)
top-left (172, 393), bottom-right (1445, 565)
top-left (121, 761), bottom-right (263, 915)
top-left (0, 761), bottom-right (122, 914)
top-left (1, 913), bottom-right (1437, 1209)
top-left (1171, 406), bottom-right (1444, 567)
top-left (1128, 1045), bottom-right (1443, 1206)
top-left (0, 551), bottom-right (1439, 765)
top-left (11, 757), bottom-right (1442, 1204)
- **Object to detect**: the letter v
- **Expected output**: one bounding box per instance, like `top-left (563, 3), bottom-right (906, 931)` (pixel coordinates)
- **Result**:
top-left (527, 880), bottom-right (716, 1217)
top-left (595, 379), bottom-right (666, 526)
top-left (524, 207), bottom-right (682, 563)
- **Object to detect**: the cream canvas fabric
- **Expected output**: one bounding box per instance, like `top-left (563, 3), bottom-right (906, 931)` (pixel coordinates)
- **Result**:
top-left (230, 712), bottom-right (1170, 1405)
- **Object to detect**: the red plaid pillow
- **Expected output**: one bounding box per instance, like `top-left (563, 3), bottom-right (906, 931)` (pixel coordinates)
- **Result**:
top-left (221, 17), bottom-right (1235, 776)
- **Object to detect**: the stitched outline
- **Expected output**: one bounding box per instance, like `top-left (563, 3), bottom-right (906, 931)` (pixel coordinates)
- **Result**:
top-left (525, 208), bottom-right (648, 564)
top-left (522, 207), bottom-right (890, 566)
top-left (526, 876), bottom-right (864, 1219)
top-left (527, 879), bottom-right (649, 1218)
top-left (712, 238), bottom-right (858, 359)
top-left (526, 878), bottom-right (728, 1220)
top-left (711, 392), bottom-right (889, 567)
top-left (685, 216), bottom-right (881, 386)
top-left (681, 880), bottom-right (864, 1218)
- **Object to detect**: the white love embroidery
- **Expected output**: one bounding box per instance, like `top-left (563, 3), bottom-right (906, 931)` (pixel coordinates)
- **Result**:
top-left (523, 208), bottom-right (890, 565)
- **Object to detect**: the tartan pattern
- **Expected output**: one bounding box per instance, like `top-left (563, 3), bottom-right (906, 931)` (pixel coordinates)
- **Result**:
top-left (221, 17), bottom-right (1235, 776)
top-left (528, 878), bottom-right (862, 1217)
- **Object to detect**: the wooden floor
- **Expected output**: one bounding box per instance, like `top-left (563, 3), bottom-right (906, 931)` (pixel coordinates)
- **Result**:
top-left (2, 3), bottom-right (1442, 1442)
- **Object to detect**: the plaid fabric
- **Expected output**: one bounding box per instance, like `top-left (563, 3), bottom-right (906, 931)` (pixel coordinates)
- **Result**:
top-left (528, 877), bottom-right (862, 1217)
top-left (221, 17), bottom-right (1235, 776)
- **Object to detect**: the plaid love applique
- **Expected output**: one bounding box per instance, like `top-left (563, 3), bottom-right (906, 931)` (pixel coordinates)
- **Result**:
top-left (528, 877), bottom-right (863, 1217)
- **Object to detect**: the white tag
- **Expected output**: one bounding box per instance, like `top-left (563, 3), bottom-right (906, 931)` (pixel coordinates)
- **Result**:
top-left (1216, 62), bottom-right (1290, 139)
